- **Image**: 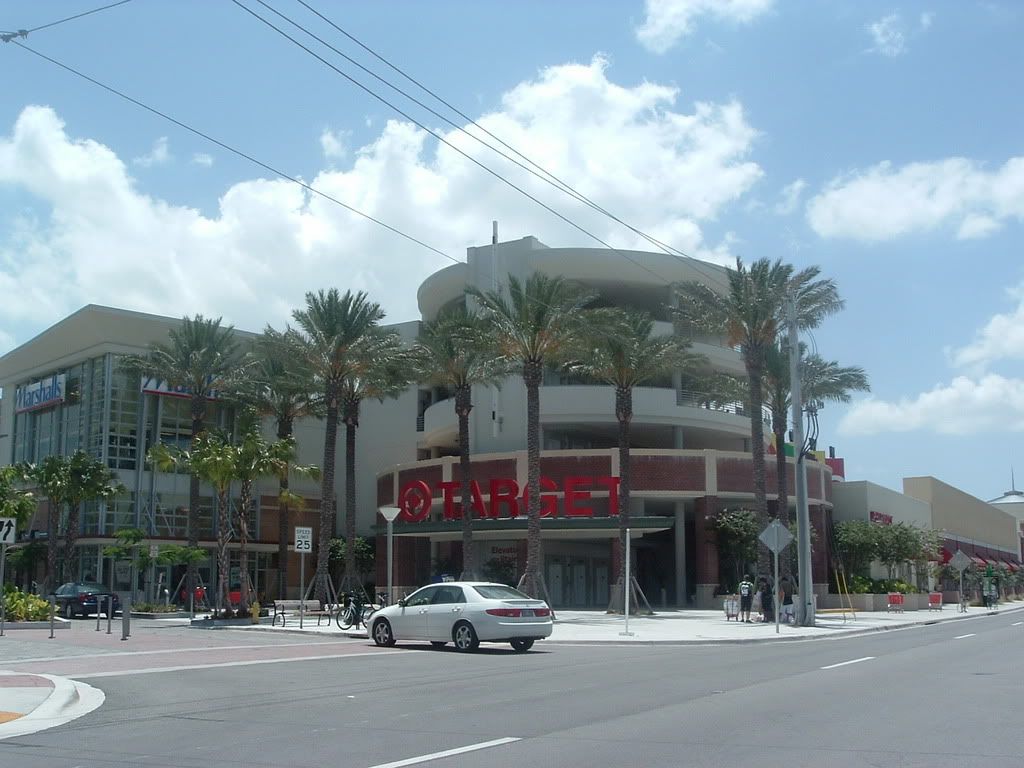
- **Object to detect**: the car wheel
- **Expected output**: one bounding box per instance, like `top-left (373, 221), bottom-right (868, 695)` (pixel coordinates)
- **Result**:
top-left (372, 619), bottom-right (396, 647)
top-left (452, 621), bottom-right (479, 653)
top-left (62, 602), bottom-right (75, 620)
top-left (510, 638), bottom-right (534, 652)
top-left (430, 641), bottom-right (447, 648)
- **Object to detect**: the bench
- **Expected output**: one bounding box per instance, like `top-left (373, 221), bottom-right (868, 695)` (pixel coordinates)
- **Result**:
top-left (272, 600), bottom-right (333, 627)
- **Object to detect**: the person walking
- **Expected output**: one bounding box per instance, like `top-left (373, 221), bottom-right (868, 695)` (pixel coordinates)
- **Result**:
top-left (759, 576), bottom-right (775, 623)
top-left (738, 574), bottom-right (755, 623)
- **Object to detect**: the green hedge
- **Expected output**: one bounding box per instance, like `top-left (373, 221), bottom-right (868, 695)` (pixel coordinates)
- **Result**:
top-left (2, 585), bottom-right (52, 621)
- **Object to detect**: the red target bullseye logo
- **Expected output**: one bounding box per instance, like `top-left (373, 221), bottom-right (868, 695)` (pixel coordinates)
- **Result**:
top-left (399, 480), bottom-right (432, 522)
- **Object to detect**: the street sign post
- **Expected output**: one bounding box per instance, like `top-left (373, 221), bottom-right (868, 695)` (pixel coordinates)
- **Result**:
top-left (294, 526), bottom-right (313, 628)
top-left (950, 549), bottom-right (971, 612)
top-left (0, 517), bottom-right (16, 636)
top-left (759, 520), bottom-right (794, 634)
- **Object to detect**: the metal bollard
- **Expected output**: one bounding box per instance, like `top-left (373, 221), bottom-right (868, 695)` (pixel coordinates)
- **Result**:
top-left (107, 596), bottom-right (113, 634)
top-left (121, 598), bottom-right (130, 640)
top-left (96, 599), bottom-right (102, 631)
top-left (49, 597), bottom-right (55, 639)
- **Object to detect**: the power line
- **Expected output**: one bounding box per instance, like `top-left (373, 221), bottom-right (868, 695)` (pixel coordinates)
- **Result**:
top-left (0, 0), bottom-right (133, 41)
top-left (231, 0), bottom-right (688, 290)
top-left (8, 41), bottom-right (460, 266)
top-left (270, 0), bottom-right (702, 269)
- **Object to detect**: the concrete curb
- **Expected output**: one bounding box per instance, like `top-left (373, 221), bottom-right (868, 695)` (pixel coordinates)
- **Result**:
top-left (0, 674), bottom-right (104, 741)
top-left (0, 619), bottom-right (70, 631)
top-left (543, 604), bottom-right (1024, 646)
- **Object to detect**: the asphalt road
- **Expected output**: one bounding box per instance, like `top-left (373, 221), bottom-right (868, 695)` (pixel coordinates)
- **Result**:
top-left (2, 610), bottom-right (1022, 767)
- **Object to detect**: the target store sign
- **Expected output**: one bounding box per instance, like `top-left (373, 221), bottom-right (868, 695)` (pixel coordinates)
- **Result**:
top-left (398, 475), bottom-right (621, 522)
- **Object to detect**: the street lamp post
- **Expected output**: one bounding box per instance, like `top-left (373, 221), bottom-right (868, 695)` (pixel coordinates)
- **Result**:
top-left (378, 506), bottom-right (401, 607)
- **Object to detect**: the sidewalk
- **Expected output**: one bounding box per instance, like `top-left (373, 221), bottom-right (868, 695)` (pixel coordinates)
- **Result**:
top-left (220, 598), bottom-right (1024, 644)
top-left (0, 671), bottom-right (104, 740)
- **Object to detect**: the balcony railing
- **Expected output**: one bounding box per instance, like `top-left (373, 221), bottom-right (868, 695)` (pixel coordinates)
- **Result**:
top-left (677, 389), bottom-right (771, 426)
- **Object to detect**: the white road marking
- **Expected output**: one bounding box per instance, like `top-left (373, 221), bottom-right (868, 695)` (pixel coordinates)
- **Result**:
top-left (367, 737), bottom-right (521, 768)
top-left (1012, 622), bottom-right (1023, 626)
top-left (3, 640), bottom-right (358, 666)
top-left (954, 633), bottom-right (976, 640)
top-left (820, 656), bottom-right (875, 670)
top-left (71, 650), bottom-right (411, 679)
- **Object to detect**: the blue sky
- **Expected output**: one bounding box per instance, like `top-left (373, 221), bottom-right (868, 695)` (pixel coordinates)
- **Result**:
top-left (0, 1), bottom-right (1022, 501)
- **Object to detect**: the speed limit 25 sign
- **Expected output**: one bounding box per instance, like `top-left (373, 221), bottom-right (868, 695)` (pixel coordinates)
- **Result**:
top-left (294, 526), bottom-right (313, 552)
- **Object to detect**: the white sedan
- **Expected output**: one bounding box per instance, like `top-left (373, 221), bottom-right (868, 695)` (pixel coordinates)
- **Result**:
top-left (369, 582), bottom-right (553, 652)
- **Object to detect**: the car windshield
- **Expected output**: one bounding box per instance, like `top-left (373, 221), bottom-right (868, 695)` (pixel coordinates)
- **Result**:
top-left (472, 585), bottom-right (531, 600)
top-left (78, 583), bottom-right (107, 593)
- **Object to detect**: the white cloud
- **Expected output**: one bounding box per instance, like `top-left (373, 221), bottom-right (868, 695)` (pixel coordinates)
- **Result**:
top-left (132, 136), bottom-right (170, 167)
top-left (867, 14), bottom-right (907, 57)
top-left (191, 152), bottom-right (214, 167)
top-left (319, 128), bottom-right (349, 161)
top-left (0, 58), bottom-right (762, 347)
top-left (920, 11), bottom-right (934, 29)
top-left (839, 374), bottom-right (1024, 435)
top-left (635, 0), bottom-right (774, 54)
top-left (806, 157), bottom-right (1024, 241)
top-left (950, 283), bottom-right (1024, 369)
top-left (774, 178), bottom-right (805, 215)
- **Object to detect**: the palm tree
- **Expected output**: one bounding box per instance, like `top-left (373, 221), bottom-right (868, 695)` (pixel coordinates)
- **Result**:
top-left (120, 316), bottom-right (243, 597)
top-left (411, 308), bottom-right (514, 579)
top-left (288, 289), bottom-right (387, 600)
top-left (764, 343), bottom-right (870, 529)
top-left (674, 259), bottom-right (842, 577)
top-left (243, 330), bottom-right (320, 600)
top-left (22, 452), bottom-right (122, 589)
top-left (151, 432), bottom-right (237, 613)
top-left (467, 273), bottom-right (595, 598)
top-left (233, 425), bottom-right (319, 612)
top-left (62, 452), bottom-right (123, 582)
top-left (339, 327), bottom-right (410, 588)
top-left (565, 310), bottom-right (702, 609)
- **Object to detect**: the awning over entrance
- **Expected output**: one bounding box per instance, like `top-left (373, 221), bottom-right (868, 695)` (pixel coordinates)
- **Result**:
top-left (969, 555), bottom-right (987, 567)
top-left (388, 516), bottom-right (674, 542)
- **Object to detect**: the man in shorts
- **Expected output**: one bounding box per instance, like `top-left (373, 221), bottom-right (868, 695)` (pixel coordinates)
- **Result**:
top-left (738, 574), bottom-right (755, 623)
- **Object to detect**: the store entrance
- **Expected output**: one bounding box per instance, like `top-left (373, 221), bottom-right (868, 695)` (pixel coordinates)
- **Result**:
top-left (544, 549), bottom-right (610, 609)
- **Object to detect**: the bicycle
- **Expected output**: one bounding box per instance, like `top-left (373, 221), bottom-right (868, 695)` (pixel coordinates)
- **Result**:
top-left (336, 592), bottom-right (377, 630)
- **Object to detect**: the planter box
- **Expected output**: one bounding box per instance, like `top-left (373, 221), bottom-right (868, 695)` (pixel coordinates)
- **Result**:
top-left (131, 611), bottom-right (191, 619)
top-left (1, 618), bottom-right (70, 630)
top-left (190, 616), bottom-right (273, 628)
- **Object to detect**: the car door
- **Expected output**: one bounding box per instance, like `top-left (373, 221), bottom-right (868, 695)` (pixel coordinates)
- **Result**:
top-left (54, 584), bottom-right (72, 610)
top-left (426, 585), bottom-right (466, 641)
top-left (391, 586), bottom-right (437, 640)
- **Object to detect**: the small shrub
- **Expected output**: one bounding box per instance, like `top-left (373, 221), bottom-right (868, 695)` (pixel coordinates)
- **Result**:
top-left (131, 602), bottom-right (180, 613)
top-left (2, 585), bottom-right (52, 621)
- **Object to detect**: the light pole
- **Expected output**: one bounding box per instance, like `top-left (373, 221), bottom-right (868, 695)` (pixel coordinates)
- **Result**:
top-left (378, 506), bottom-right (401, 607)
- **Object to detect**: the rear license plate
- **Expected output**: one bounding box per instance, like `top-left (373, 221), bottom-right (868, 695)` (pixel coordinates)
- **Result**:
top-left (520, 609), bottom-right (533, 617)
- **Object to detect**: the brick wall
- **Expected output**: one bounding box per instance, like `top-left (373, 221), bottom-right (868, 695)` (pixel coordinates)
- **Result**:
top-left (377, 473), bottom-right (394, 505)
top-left (631, 455), bottom-right (705, 492)
top-left (540, 455), bottom-right (612, 486)
top-left (452, 459), bottom-right (517, 487)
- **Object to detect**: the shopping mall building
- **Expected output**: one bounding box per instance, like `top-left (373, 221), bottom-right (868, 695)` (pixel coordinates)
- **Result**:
top-left (14, 233), bottom-right (1019, 610)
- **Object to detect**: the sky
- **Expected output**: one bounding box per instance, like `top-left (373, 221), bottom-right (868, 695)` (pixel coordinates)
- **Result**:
top-left (0, 0), bottom-right (1022, 501)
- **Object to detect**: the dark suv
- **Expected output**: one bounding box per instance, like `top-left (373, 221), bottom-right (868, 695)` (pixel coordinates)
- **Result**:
top-left (53, 582), bottom-right (120, 619)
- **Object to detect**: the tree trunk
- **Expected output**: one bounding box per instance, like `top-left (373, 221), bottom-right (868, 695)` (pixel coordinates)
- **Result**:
top-left (188, 395), bottom-right (206, 603)
top-left (616, 386), bottom-right (632, 613)
top-left (45, 500), bottom-right (59, 594)
top-left (238, 481), bottom-right (251, 614)
top-left (276, 416), bottom-right (293, 601)
top-left (315, 389), bottom-right (339, 603)
top-left (521, 361), bottom-right (543, 597)
top-left (343, 397), bottom-right (360, 589)
top-left (216, 488), bottom-right (231, 613)
top-left (62, 499), bottom-right (81, 583)
top-left (456, 385), bottom-right (476, 580)
top-left (746, 358), bottom-right (770, 580)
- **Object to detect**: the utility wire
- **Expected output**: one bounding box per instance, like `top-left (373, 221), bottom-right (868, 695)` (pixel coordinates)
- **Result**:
top-left (273, 0), bottom-right (702, 270)
top-left (0, 0), bottom-right (133, 41)
top-left (8, 41), bottom-right (459, 265)
top-left (231, 0), bottom-right (686, 290)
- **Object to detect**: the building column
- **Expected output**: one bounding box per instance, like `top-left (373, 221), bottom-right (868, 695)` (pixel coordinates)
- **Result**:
top-left (810, 504), bottom-right (830, 598)
top-left (694, 495), bottom-right (719, 609)
top-left (674, 500), bottom-right (687, 607)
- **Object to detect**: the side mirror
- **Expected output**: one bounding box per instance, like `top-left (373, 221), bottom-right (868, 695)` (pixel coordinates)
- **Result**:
top-left (398, 598), bottom-right (407, 608)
